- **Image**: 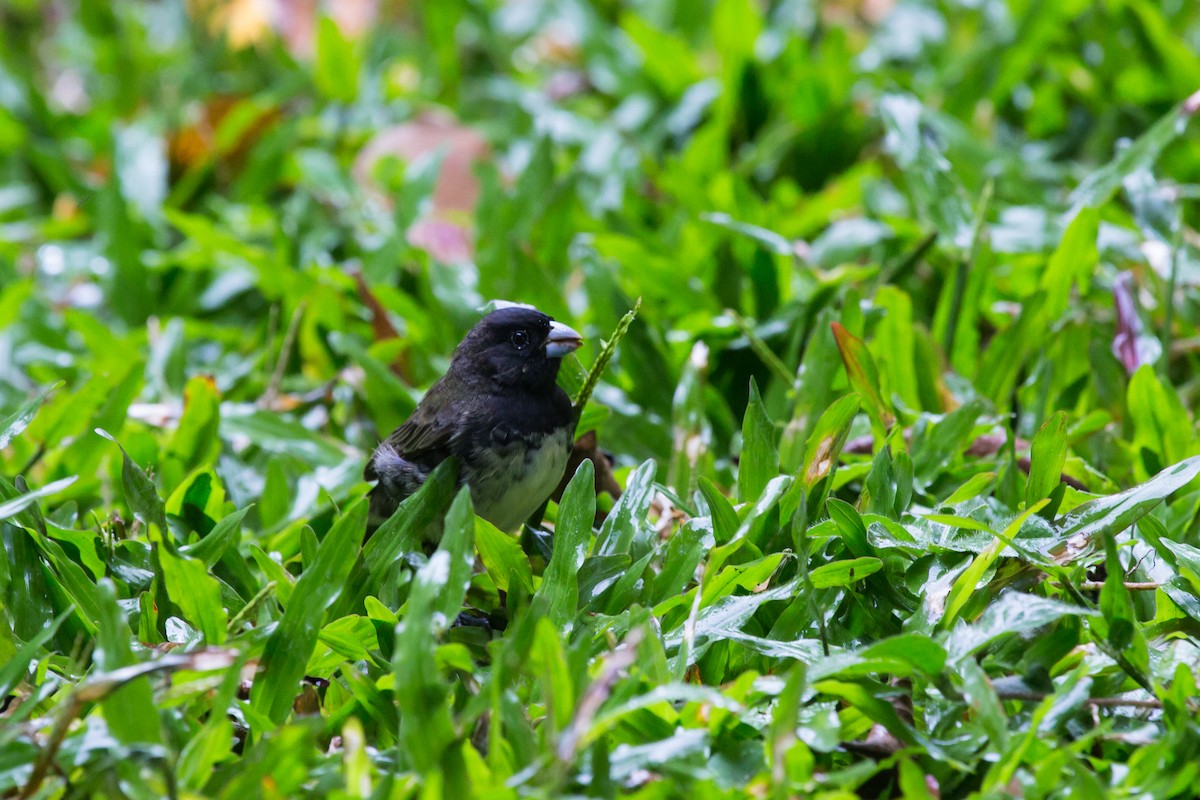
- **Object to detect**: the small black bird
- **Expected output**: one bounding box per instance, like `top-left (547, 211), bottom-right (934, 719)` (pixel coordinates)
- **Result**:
top-left (365, 305), bottom-right (583, 532)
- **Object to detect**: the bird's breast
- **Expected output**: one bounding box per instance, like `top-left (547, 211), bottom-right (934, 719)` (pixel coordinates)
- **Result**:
top-left (463, 426), bottom-right (573, 532)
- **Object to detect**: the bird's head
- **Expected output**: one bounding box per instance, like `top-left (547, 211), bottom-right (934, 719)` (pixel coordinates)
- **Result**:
top-left (452, 305), bottom-right (583, 391)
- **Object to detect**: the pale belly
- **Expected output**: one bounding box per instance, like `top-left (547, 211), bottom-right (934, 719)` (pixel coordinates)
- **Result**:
top-left (466, 427), bottom-right (573, 531)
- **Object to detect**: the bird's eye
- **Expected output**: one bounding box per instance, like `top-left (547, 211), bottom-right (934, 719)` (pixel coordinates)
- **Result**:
top-left (510, 330), bottom-right (530, 350)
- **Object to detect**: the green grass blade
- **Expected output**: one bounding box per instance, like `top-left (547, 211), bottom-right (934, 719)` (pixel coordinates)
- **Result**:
top-left (533, 459), bottom-right (595, 632)
top-left (251, 498), bottom-right (367, 724)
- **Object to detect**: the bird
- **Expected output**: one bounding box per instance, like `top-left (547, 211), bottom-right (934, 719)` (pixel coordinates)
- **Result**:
top-left (365, 305), bottom-right (583, 533)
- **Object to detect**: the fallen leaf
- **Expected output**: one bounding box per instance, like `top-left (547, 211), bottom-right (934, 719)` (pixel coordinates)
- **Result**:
top-left (553, 430), bottom-right (623, 526)
top-left (406, 218), bottom-right (473, 264)
top-left (168, 95), bottom-right (281, 175)
top-left (353, 111), bottom-right (490, 215)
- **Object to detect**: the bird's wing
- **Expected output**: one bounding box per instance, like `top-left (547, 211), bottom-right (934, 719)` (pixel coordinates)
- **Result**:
top-left (365, 380), bottom-right (465, 481)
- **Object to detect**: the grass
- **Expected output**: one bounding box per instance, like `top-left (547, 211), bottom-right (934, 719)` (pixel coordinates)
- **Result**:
top-left (4, 0), bottom-right (1200, 797)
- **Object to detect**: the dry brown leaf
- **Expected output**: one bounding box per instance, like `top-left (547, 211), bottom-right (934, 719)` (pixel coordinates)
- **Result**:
top-left (552, 430), bottom-right (623, 527)
top-left (406, 218), bottom-right (473, 265)
top-left (353, 110), bottom-right (490, 214)
top-left (167, 95), bottom-right (281, 174)
top-left (527, 20), bottom-right (581, 65)
top-left (355, 111), bottom-right (490, 262)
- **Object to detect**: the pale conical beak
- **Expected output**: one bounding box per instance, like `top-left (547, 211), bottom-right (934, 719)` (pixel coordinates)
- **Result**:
top-left (545, 320), bottom-right (584, 358)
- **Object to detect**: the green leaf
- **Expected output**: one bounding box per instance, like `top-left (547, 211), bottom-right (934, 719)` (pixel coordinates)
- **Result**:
top-left (578, 554), bottom-right (632, 609)
top-left (94, 579), bottom-right (162, 744)
top-left (910, 400), bottom-right (985, 485)
top-left (1066, 98), bottom-right (1197, 218)
top-left (713, 0), bottom-right (762, 66)
top-left (768, 665), bottom-right (809, 779)
top-left (433, 487), bottom-right (475, 623)
top-left (249, 545), bottom-right (295, 608)
top-left (0, 382), bottom-right (61, 450)
top-left (599, 550), bottom-right (654, 614)
top-left (332, 459), bottom-right (458, 617)
top-left (1098, 531), bottom-right (1138, 653)
top-left (533, 460), bottom-right (594, 631)
top-left (1127, 365), bottom-right (1196, 478)
top-left (697, 477), bottom-right (739, 545)
top-left (878, 94), bottom-right (973, 247)
top-left (808, 557), bottom-right (882, 588)
top-left (527, 616), bottom-right (574, 733)
top-left (169, 376), bottom-right (222, 470)
top-left (220, 410), bottom-right (347, 467)
top-left (941, 499), bottom-right (1047, 628)
top-left (394, 554), bottom-right (458, 774)
top-left (23, 526), bottom-right (106, 633)
top-left (794, 393), bottom-right (861, 513)
top-left (158, 545), bottom-right (228, 644)
top-left (596, 459), bottom-right (653, 557)
top-left (728, 475), bottom-right (792, 551)
top-left (667, 579), bottom-right (799, 666)
top-left (976, 292), bottom-right (1048, 406)
top-left (315, 15), bottom-right (361, 103)
top-left (476, 516), bottom-right (534, 594)
top-left (945, 593), bottom-right (1097, 660)
top-left (0, 476), bottom-right (78, 522)
top-left (899, 760), bottom-right (939, 800)
top-left (703, 212), bottom-right (792, 255)
top-left (956, 656), bottom-right (1008, 749)
top-left (738, 377), bottom-right (778, 503)
top-left (182, 506), bottom-right (251, 568)
top-left (1026, 411), bottom-right (1068, 512)
top-left (649, 519), bottom-right (708, 605)
top-left (2, 516), bottom-right (53, 641)
top-left (872, 287), bottom-right (920, 411)
top-left (729, 310), bottom-right (793, 386)
top-left (782, 310), bottom-right (841, 470)
top-left (177, 653), bottom-right (246, 790)
top-left (827, 498), bottom-right (871, 557)
top-left (670, 341), bottom-right (712, 495)
top-left (942, 472), bottom-right (997, 506)
top-left (831, 323), bottom-right (894, 433)
top-left (216, 726), bottom-right (317, 798)
top-left (1058, 457), bottom-right (1200, 556)
top-left (0, 608), bottom-right (71, 698)
top-left (584, 682), bottom-right (745, 750)
top-left (860, 634), bottom-right (947, 676)
top-left (97, 428), bottom-right (168, 536)
top-left (812, 679), bottom-right (918, 747)
top-left (622, 17), bottom-right (702, 97)
top-left (1041, 208), bottom-right (1098, 319)
top-left (251, 498), bottom-right (367, 724)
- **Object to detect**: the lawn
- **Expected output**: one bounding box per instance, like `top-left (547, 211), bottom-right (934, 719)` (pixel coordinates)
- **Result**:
top-left (4, 0), bottom-right (1200, 797)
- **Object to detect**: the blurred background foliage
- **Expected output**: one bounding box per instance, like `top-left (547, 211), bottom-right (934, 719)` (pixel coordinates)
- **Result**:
top-left (5, 0), bottom-right (1200, 797)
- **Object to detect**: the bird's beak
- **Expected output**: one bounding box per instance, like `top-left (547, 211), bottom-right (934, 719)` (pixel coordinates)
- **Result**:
top-left (545, 320), bottom-right (584, 358)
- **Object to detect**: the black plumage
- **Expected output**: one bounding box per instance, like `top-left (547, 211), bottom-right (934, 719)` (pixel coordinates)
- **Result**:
top-left (365, 305), bottom-right (583, 532)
